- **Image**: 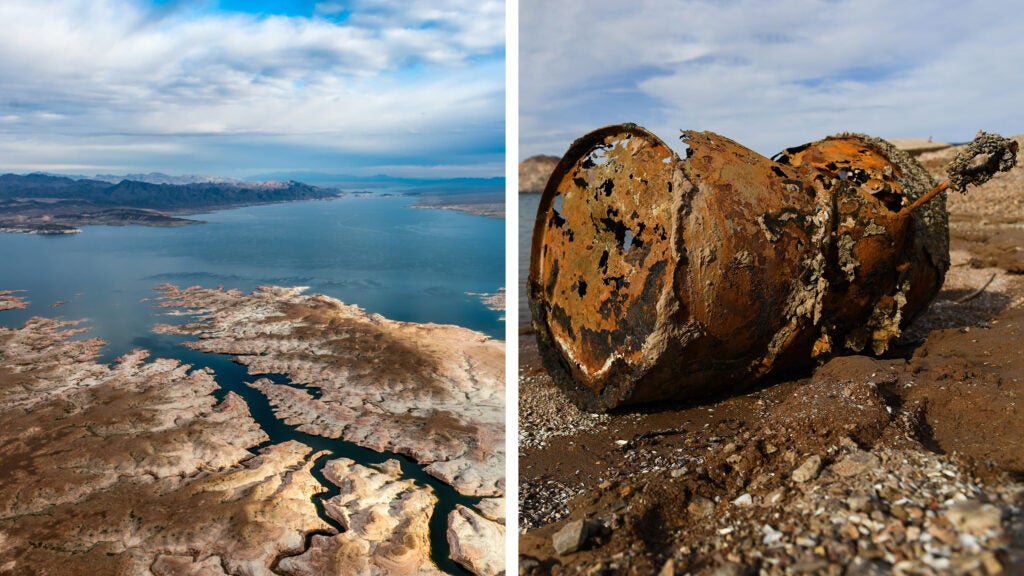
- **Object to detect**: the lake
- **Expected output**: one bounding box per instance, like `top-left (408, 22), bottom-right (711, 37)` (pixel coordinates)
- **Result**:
top-left (0, 194), bottom-right (503, 575)
top-left (519, 193), bottom-right (541, 330)
top-left (0, 196), bottom-right (505, 360)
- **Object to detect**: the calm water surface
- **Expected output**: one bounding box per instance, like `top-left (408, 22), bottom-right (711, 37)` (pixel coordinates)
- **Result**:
top-left (519, 193), bottom-right (541, 329)
top-left (0, 195), bottom-right (501, 574)
top-left (0, 196), bottom-right (505, 360)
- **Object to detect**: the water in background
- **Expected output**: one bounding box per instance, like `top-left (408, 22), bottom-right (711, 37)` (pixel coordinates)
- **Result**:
top-left (519, 194), bottom-right (541, 331)
top-left (0, 196), bottom-right (505, 360)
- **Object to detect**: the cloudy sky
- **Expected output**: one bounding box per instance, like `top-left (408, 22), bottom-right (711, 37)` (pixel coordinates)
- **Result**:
top-left (0, 0), bottom-right (504, 178)
top-left (520, 0), bottom-right (1024, 160)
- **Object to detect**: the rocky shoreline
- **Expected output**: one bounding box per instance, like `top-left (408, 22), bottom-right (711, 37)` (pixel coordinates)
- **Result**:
top-left (519, 137), bottom-right (1024, 574)
top-left (0, 284), bottom-right (505, 575)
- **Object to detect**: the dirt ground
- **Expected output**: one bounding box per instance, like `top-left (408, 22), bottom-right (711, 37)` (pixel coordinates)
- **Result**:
top-left (518, 137), bottom-right (1024, 575)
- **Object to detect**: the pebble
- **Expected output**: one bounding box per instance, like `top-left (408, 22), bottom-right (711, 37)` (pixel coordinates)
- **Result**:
top-left (688, 495), bottom-right (715, 519)
top-left (732, 493), bottom-right (753, 506)
top-left (552, 519), bottom-right (588, 556)
top-left (761, 524), bottom-right (783, 546)
top-left (832, 450), bottom-right (881, 477)
top-left (792, 455), bottom-right (822, 483)
top-left (943, 500), bottom-right (1003, 535)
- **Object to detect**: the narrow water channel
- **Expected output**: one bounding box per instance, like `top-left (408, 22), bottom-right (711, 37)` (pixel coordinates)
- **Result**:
top-left (141, 333), bottom-right (480, 575)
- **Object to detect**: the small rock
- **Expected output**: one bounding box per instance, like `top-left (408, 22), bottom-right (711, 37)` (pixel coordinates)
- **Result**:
top-left (943, 500), bottom-right (1002, 535)
top-left (792, 455), bottom-right (822, 483)
top-left (658, 557), bottom-right (675, 576)
top-left (832, 450), bottom-right (880, 477)
top-left (841, 524), bottom-right (859, 539)
top-left (906, 525), bottom-right (921, 542)
top-left (688, 495), bottom-right (715, 519)
top-left (732, 493), bottom-right (753, 506)
top-left (552, 520), bottom-right (588, 556)
top-left (927, 525), bottom-right (957, 545)
top-left (519, 556), bottom-right (541, 576)
top-left (890, 505), bottom-right (908, 521)
top-left (906, 506), bottom-right (924, 523)
top-left (761, 524), bottom-right (783, 546)
top-left (847, 493), bottom-right (871, 513)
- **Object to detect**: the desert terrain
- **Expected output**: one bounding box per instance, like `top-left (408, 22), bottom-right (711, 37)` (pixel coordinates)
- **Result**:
top-left (0, 284), bottom-right (505, 575)
top-left (519, 137), bottom-right (1024, 574)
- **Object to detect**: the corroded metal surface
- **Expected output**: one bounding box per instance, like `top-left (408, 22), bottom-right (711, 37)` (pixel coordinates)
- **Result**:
top-left (529, 125), bottom-right (680, 409)
top-left (529, 125), bottom-right (1016, 411)
top-left (776, 134), bottom-right (945, 356)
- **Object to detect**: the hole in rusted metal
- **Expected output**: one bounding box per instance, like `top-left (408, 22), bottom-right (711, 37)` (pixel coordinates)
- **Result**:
top-left (582, 144), bottom-right (613, 169)
top-left (553, 194), bottom-right (565, 217)
top-left (623, 229), bottom-right (635, 252)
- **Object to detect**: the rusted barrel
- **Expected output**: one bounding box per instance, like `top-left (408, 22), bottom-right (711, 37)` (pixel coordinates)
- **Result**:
top-left (528, 124), bottom-right (1015, 411)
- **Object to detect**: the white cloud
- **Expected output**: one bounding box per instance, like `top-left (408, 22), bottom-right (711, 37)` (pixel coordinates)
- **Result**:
top-left (520, 0), bottom-right (1024, 159)
top-left (0, 0), bottom-right (504, 175)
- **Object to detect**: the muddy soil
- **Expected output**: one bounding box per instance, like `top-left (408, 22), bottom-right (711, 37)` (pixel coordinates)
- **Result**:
top-left (519, 137), bottom-right (1024, 575)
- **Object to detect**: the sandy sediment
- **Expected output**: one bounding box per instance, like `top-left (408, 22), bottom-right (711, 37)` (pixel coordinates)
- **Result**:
top-left (0, 291), bottom-right (29, 310)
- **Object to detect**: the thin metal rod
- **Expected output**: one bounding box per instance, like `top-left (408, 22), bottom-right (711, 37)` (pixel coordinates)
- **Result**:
top-left (900, 180), bottom-right (949, 216)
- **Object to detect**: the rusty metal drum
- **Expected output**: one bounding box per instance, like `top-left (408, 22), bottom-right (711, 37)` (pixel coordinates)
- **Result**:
top-left (528, 124), bottom-right (965, 411)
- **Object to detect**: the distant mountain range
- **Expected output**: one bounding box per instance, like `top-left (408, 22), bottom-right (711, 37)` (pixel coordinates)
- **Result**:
top-left (92, 172), bottom-right (245, 185)
top-left (0, 171), bottom-right (507, 233)
top-left (0, 173), bottom-right (334, 211)
top-left (244, 171), bottom-right (505, 189)
top-left (0, 173), bottom-right (340, 233)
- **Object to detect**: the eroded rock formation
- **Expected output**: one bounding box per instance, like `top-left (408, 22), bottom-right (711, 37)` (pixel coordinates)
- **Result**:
top-left (0, 294), bottom-right (330, 574)
top-left (447, 505), bottom-right (506, 576)
top-left (153, 284), bottom-right (505, 499)
top-left (278, 458), bottom-right (441, 576)
top-left (0, 286), bottom-right (506, 575)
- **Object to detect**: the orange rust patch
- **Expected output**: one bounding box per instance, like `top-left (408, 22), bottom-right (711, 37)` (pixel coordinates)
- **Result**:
top-left (532, 126), bottom-right (678, 387)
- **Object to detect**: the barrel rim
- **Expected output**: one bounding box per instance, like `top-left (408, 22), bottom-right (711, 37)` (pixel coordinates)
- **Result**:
top-left (527, 123), bottom-right (680, 410)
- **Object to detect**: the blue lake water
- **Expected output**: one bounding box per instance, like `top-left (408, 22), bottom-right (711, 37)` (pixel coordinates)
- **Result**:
top-left (0, 195), bottom-right (502, 574)
top-left (0, 196), bottom-right (505, 360)
top-left (520, 193), bottom-right (541, 329)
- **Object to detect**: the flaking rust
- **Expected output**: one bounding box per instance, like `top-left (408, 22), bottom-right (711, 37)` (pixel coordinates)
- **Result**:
top-left (529, 124), bottom-right (1018, 411)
